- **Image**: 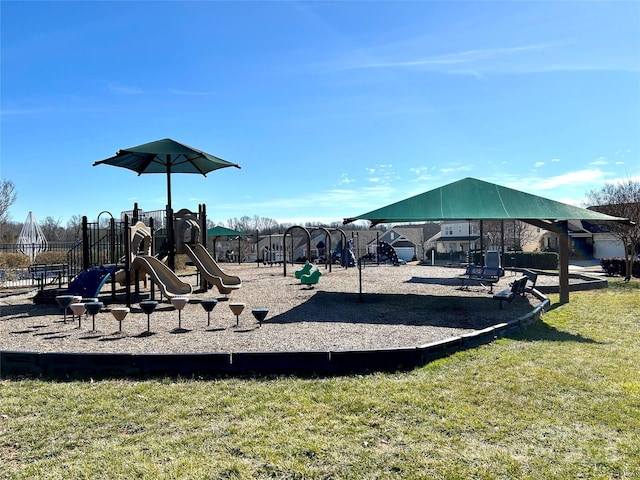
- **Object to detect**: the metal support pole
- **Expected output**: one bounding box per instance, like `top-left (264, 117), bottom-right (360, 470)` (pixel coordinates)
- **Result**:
top-left (124, 214), bottom-right (131, 308)
top-left (200, 204), bottom-right (208, 292)
top-left (82, 216), bottom-right (90, 271)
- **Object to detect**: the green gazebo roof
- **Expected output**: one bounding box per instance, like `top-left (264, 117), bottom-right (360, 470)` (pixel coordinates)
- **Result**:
top-left (345, 177), bottom-right (626, 226)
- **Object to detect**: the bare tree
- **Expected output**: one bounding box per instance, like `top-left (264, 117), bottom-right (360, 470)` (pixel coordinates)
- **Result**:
top-left (257, 216), bottom-right (279, 233)
top-left (65, 215), bottom-right (85, 241)
top-left (0, 179), bottom-right (17, 233)
top-left (39, 216), bottom-right (65, 242)
top-left (482, 220), bottom-right (503, 250)
top-left (1, 220), bottom-right (21, 243)
top-left (513, 221), bottom-right (539, 251)
top-left (586, 179), bottom-right (640, 281)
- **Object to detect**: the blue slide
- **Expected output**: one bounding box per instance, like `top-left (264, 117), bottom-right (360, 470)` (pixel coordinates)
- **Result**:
top-left (67, 265), bottom-right (118, 298)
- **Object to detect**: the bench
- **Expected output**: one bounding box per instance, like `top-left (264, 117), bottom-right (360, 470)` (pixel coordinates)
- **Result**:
top-left (458, 266), bottom-right (502, 293)
top-left (522, 269), bottom-right (538, 293)
top-left (493, 276), bottom-right (528, 309)
top-left (29, 263), bottom-right (69, 291)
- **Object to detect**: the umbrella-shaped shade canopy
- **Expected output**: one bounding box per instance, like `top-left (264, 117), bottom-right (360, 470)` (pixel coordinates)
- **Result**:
top-left (207, 226), bottom-right (247, 237)
top-left (94, 138), bottom-right (240, 271)
top-left (93, 138), bottom-right (240, 212)
top-left (94, 138), bottom-right (240, 175)
top-left (344, 177), bottom-right (628, 226)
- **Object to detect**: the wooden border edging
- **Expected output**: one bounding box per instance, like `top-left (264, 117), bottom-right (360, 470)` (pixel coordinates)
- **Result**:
top-left (1, 292), bottom-right (554, 379)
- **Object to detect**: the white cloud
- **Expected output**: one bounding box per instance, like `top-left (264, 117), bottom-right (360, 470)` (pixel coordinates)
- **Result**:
top-left (346, 43), bottom-right (556, 72)
top-left (337, 40), bottom-right (639, 76)
top-left (440, 164), bottom-right (474, 174)
top-left (535, 169), bottom-right (606, 190)
top-left (534, 162), bottom-right (545, 168)
top-left (336, 173), bottom-right (355, 185)
top-left (409, 166), bottom-right (432, 182)
top-left (364, 164), bottom-right (398, 185)
top-left (590, 157), bottom-right (608, 165)
top-left (409, 166), bottom-right (429, 175)
top-left (551, 158), bottom-right (561, 163)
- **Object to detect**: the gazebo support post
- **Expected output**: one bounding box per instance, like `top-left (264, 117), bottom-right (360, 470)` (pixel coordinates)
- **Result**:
top-left (501, 220), bottom-right (505, 268)
top-left (558, 220), bottom-right (570, 304)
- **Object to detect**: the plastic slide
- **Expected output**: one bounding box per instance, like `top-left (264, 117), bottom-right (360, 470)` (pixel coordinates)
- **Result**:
top-left (67, 265), bottom-right (119, 298)
top-left (183, 243), bottom-right (242, 295)
top-left (131, 255), bottom-right (193, 299)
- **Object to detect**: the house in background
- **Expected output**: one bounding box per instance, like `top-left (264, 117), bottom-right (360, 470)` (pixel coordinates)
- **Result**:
top-left (427, 220), bottom-right (550, 256)
top-left (363, 224), bottom-right (439, 262)
top-left (255, 233), bottom-right (287, 263)
top-left (541, 219), bottom-right (632, 260)
top-left (426, 221), bottom-right (481, 254)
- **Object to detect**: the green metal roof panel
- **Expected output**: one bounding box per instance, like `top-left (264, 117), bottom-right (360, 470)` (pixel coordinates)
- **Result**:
top-left (345, 177), bottom-right (626, 225)
top-left (206, 226), bottom-right (246, 237)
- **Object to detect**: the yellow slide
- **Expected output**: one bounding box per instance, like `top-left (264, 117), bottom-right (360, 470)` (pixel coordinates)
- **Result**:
top-left (183, 243), bottom-right (242, 295)
top-left (131, 255), bottom-right (193, 299)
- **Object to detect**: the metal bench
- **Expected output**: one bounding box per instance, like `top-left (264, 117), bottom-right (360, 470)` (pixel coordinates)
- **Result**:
top-left (458, 265), bottom-right (502, 293)
top-left (493, 276), bottom-right (528, 309)
top-left (522, 269), bottom-right (538, 293)
top-left (28, 263), bottom-right (68, 291)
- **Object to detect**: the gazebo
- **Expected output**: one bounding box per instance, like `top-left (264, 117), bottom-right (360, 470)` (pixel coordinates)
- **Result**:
top-left (207, 226), bottom-right (247, 263)
top-left (345, 177), bottom-right (629, 303)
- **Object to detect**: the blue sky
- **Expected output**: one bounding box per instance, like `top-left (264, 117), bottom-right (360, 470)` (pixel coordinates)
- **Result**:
top-left (2, 1), bottom-right (639, 227)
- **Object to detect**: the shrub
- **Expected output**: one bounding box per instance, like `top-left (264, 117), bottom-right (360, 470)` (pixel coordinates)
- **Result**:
top-left (34, 251), bottom-right (69, 265)
top-left (600, 257), bottom-right (640, 278)
top-left (503, 252), bottom-right (558, 270)
top-left (0, 252), bottom-right (31, 269)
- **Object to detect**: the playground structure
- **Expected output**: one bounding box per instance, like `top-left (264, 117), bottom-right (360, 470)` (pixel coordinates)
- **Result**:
top-left (333, 239), bottom-right (356, 267)
top-left (374, 241), bottom-right (400, 266)
top-left (33, 203), bottom-right (242, 306)
top-left (294, 261), bottom-right (322, 286)
top-left (281, 225), bottom-right (352, 277)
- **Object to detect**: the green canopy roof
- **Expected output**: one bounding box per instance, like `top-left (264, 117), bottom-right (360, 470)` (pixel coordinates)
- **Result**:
top-left (207, 226), bottom-right (246, 237)
top-left (345, 177), bottom-right (627, 226)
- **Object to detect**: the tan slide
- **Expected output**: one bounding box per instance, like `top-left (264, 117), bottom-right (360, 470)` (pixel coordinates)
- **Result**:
top-left (183, 243), bottom-right (242, 295)
top-left (131, 255), bottom-right (193, 299)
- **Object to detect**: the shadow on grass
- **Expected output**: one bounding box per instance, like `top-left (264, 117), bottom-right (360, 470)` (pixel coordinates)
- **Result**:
top-left (512, 315), bottom-right (601, 344)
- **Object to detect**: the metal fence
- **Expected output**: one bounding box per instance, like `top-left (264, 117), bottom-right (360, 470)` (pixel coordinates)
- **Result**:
top-left (0, 242), bottom-right (77, 290)
top-left (0, 242), bottom-right (77, 255)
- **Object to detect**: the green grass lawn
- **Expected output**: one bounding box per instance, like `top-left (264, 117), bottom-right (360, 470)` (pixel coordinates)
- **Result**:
top-left (1, 281), bottom-right (639, 479)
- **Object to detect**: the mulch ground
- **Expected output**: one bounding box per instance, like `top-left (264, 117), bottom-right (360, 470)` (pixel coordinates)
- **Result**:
top-left (1, 263), bottom-right (570, 354)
